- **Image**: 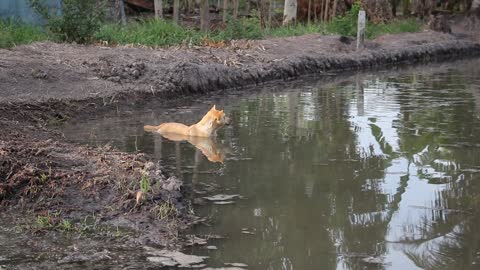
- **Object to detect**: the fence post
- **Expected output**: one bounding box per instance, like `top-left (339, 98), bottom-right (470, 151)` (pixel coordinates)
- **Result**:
top-left (154, 0), bottom-right (163, 18)
top-left (357, 10), bottom-right (366, 50)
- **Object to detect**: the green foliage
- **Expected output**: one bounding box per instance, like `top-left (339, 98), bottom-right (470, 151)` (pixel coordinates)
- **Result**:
top-left (30, 0), bottom-right (105, 43)
top-left (96, 19), bottom-right (204, 47)
top-left (326, 1), bottom-right (363, 36)
top-left (152, 201), bottom-right (177, 220)
top-left (140, 174), bottom-right (151, 193)
top-left (36, 215), bottom-right (53, 229)
top-left (366, 18), bottom-right (421, 38)
top-left (212, 16), bottom-right (263, 41)
top-left (0, 19), bottom-right (48, 48)
top-left (58, 219), bottom-right (73, 231)
top-left (266, 23), bottom-right (325, 38)
top-left (326, 1), bottom-right (421, 38)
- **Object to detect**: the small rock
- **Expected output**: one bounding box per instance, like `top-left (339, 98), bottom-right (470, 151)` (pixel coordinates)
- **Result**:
top-left (206, 246), bottom-right (217, 250)
top-left (132, 69), bottom-right (141, 78)
top-left (108, 76), bottom-right (121, 83)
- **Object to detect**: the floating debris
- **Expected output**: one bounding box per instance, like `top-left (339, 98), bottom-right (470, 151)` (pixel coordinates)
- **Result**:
top-left (214, 201), bottom-right (235, 205)
top-left (241, 228), bottom-right (255, 235)
top-left (206, 246), bottom-right (218, 250)
top-left (185, 235), bottom-right (208, 246)
top-left (144, 248), bottom-right (208, 267)
top-left (225, 262), bottom-right (248, 267)
top-left (362, 256), bottom-right (389, 265)
top-left (204, 194), bottom-right (241, 201)
top-left (202, 267), bottom-right (245, 270)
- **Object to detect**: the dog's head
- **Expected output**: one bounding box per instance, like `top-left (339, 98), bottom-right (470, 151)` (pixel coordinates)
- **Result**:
top-left (208, 105), bottom-right (232, 128)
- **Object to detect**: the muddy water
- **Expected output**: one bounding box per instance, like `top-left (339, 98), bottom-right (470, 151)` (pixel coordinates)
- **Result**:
top-left (60, 59), bottom-right (480, 269)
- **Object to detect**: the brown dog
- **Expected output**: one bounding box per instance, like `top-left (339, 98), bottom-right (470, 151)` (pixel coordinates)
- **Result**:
top-left (144, 105), bottom-right (231, 137)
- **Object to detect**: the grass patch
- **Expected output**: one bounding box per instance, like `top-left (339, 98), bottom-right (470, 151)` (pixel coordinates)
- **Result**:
top-left (1, 14), bottom-right (421, 49)
top-left (96, 17), bottom-right (420, 48)
top-left (266, 23), bottom-right (326, 38)
top-left (366, 18), bottom-right (422, 38)
top-left (0, 20), bottom-right (48, 48)
top-left (95, 19), bottom-right (204, 47)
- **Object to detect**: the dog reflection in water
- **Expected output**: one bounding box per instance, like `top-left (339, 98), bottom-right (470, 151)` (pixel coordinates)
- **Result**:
top-left (156, 133), bottom-right (225, 163)
top-left (143, 105), bottom-right (231, 163)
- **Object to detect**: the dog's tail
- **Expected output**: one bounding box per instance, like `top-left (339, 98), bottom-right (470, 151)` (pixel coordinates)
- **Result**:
top-left (143, 125), bottom-right (160, 132)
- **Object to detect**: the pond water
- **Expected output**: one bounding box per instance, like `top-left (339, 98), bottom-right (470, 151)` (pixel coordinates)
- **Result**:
top-left (61, 59), bottom-right (480, 270)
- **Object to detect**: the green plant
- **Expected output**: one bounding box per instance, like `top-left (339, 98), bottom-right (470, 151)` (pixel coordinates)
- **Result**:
top-left (266, 23), bottom-right (325, 38)
top-left (0, 19), bottom-right (48, 48)
top-left (212, 16), bottom-right (263, 41)
top-left (140, 174), bottom-right (151, 193)
top-left (96, 19), bottom-right (204, 47)
top-left (30, 0), bottom-right (105, 43)
top-left (58, 219), bottom-right (73, 231)
top-left (39, 173), bottom-right (48, 184)
top-left (326, 1), bottom-right (363, 36)
top-left (152, 201), bottom-right (177, 220)
top-left (366, 18), bottom-right (421, 38)
top-left (36, 214), bottom-right (53, 229)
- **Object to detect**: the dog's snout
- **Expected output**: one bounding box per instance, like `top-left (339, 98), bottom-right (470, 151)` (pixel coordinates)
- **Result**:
top-left (225, 117), bottom-right (232, 125)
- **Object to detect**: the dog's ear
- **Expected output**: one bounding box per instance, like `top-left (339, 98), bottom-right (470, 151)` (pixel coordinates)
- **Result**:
top-left (211, 105), bottom-right (217, 111)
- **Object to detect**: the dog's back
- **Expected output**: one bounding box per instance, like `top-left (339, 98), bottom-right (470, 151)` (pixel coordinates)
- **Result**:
top-left (144, 123), bottom-right (190, 135)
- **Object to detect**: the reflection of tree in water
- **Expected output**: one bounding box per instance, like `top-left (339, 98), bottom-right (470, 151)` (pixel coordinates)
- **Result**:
top-left (237, 65), bottom-right (480, 269)
top-left (224, 82), bottom-right (394, 269)
top-left (383, 67), bottom-right (480, 269)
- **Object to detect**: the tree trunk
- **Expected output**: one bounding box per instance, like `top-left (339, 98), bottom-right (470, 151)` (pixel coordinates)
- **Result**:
top-left (118, 0), bottom-right (127, 25)
top-left (245, 0), bottom-right (251, 14)
top-left (472, 0), bottom-right (480, 11)
top-left (187, 0), bottom-right (194, 13)
top-left (331, 0), bottom-right (337, 20)
top-left (307, 0), bottom-right (312, 24)
top-left (223, 0), bottom-right (228, 22)
top-left (268, 0), bottom-right (273, 27)
top-left (402, 0), bottom-right (410, 15)
top-left (318, 0), bottom-right (325, 21)
top-left (200, 0), bottom-right (210, 31)
top-left (154, 0), bottom-right (163, 18)
top-left (323, 0), bottom-right (329, 21)
top-left (283, 0), bottom-right (297, 25)
top-left (259, 0), bottom-right (269, 28)
top-left (173, 0), bottom-right (180, 23)
top-left (233, 0), bottom-right (239, 18)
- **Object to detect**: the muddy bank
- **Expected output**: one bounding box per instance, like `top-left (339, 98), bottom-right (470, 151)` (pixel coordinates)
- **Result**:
top-left (1, 31), bottom-right (480, 104)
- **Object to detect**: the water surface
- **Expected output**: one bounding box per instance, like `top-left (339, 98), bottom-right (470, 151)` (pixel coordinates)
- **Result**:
top-left (61, 59), bottom-right (480, 269)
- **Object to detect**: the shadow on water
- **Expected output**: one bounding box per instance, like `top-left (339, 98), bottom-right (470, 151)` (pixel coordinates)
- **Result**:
top-left (8, 59), bottom-right (480, 269)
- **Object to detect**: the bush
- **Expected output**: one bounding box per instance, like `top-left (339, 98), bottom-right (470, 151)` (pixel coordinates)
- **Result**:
top-left (212, 16), bottom-right (264, 41)
top-left (366, 18), bottom-right (421, 38)
top-left (30, 0), bottom-right (105, 43)
top-left (326, 1), bottom-right (421, 38)
top-left (0, 19), bottom-right (48, 48)
top-left (326, 1), bottom-right (363, 36)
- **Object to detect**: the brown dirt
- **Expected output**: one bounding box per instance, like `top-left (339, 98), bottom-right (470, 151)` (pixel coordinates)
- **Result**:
top-left (1, 29), bottom-right (480, 248)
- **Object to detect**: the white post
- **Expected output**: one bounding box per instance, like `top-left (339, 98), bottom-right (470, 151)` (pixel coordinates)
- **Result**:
top-left (357, 10), bottom-right (366, 50)
top-left (154, 0), bottom-right (163, 18)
